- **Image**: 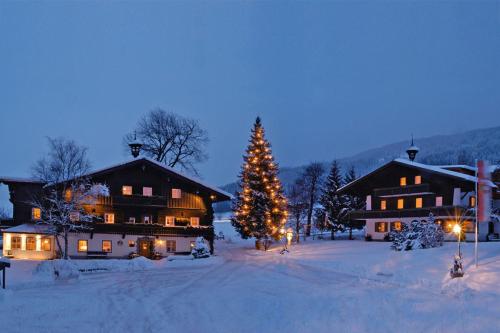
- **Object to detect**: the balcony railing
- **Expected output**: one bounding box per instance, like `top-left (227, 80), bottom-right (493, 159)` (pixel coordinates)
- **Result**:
top-left (373, 184), bottom-right (431, 197)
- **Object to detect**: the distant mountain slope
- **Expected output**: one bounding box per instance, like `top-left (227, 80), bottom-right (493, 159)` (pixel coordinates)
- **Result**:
top-left (215, 126), bottom-right (500, 212)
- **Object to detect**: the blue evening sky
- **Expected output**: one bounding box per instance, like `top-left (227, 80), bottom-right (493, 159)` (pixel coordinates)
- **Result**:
top-left (1, 1), bottom-right (499, 211)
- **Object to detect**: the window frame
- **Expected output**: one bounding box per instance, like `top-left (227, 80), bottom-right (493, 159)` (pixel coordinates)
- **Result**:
top-left (414, 175), bottom-right (422, 185)
top-left (128, 240), bottom-right (136, 248)
top-left (26, 236), bottom-right (36, 251)
top-left (142, 187), bottom-right (153, 197)
top-left (380, 200), bottom-right (387, 210)
top-left (166, 240), bottom-right (176, 252)
top-left (190, 217), bottom-right (200, 227)
top-left (104, 213), bottom-right (115, 224)
top-left (415, 197), bottom-right (423, 209)
top-left (165, 216), bottom-right (175, 226)
top-left (78, 239), bottom-right (88, 252)
top-left (390, 221), bottom-right (402, 232)
top-left (469, 196), bottom-right (476, 208)
top-left (397, 198), bottom-right (404, 210)
top-left (41, 237), bottom-right (51, 251)
top-left (143, 215), bottom-right (151, 224)
top-left (374, 222), bottom-right (388, 233)
top-left (435, 196), bottom-right (443, 207)
top-left (11, 236), bottom-right (21, 250)
top-left (400, 177), bottom-right (407, 187)
top-left (32, 207), bottom-right (41, 220)
top-left (172, 188), bottom-right (182, 199)
top-left (122, 185), bottom-right (133, 196)
top-left (102, 240), bottom-right (112, 253)
top-left (128, 217), bottom-right (136, 224)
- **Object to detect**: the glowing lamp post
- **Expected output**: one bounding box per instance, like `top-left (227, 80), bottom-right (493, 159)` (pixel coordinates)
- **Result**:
top-left (453, 224), bottom-right (462, 258)
top-left (128, 131), bottom-right (143, 158)
top-left (286, 228), bottom-right (293, 247)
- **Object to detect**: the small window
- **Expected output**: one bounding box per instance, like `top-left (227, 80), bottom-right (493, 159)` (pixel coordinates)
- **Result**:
top-left (172, 188), bottom-right (182, 199)
top-left (380, 200), bottom-right (387, 210)
top-left (143, 187), bottom-right (153, 197)
top-left (165, 216), bottom-right (175, 226)
top-left (415, 197), bottom-right (423, 208)
top-left (375, 222), bottom-right (388, 233)
top-left (469, 196), bottom-right (476, 208)
top-left (78, 240), bottom-right (88, 252)
top-left (26, 236), bottom-right (36, 251)
top-left (128, 217), bottom-right (136, 224)
top-left (122, 186), bottom-right (133, 196)
top-left (166, 240), bottom-right (176, 252)
top-left (143, 216), bottom-right (151, 224)
top-left (102, 240), bottom-right (112, 253)
top-left (32, 207), bottom-right (41, 220)
top-left (414, 175), bottom-right (421, 185)
top-left (104, 213), bottom-right (115, 224)
top-left (391, 221), bottom-right (402, 232)
top-left (128, 240), bottom-right (136, 248)
top-left (435, 196), bottom-right (443, 207)
top-left (397, 199), bottom-right (404, 209)
top-left (400, 177), bottom-right (407, 186)
top-left (41, 237), bottom-right (51, 251)
top-left (64, 189), bottom-right (72, 202)
top-left (69, 211), bottom-right (80, 222)
top-left (190, 217), bottom-right (200, 227)
top-left (11, 236), bottom-right (21, 249)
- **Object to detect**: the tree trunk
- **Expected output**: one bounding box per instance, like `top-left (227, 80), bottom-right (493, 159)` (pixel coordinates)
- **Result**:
top-left (349, 227), bottom-right (353, 240)
top-left (331, 229), bottom-right (335, 240)
top-left (54, 234), bottom-right (63, 259)
top-left (64, 228), bottom-right (69, 260)
top-left (295, 218), bottom-right (300, 243)
top-left (306, 196), bottom-right (314, 237)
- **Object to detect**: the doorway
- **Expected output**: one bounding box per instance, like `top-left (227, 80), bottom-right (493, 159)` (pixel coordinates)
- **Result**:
top-left (138, 238), bottom-right (153, 258)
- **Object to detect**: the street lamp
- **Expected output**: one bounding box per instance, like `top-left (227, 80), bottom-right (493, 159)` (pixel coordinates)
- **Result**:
top-left (286, 228), bottom-right (293, 247)
top-left (453, 224), bottom-right (462, 258)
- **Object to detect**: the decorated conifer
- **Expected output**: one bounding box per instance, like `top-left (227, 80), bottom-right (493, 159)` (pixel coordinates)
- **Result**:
top-left (231, 117), bottom-right (288, 249)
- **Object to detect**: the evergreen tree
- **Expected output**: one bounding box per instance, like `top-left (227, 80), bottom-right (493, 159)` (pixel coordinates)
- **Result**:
top-left (318, 161), bottom-right (346, 240)
top-left (343, 166), bottom-right (365, 239)
top-left (231, 117), bottom-right (288, 250)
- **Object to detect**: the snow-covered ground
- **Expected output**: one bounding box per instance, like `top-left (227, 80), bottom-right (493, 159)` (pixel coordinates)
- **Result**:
top-left (1, 223), bottom-right (499, 333)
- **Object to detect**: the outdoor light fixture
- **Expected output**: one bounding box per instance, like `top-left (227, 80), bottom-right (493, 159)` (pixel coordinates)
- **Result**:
top-left (453, 224), bottom-right (461, 235)
top-left (128, 131), bottom-right (143, 158)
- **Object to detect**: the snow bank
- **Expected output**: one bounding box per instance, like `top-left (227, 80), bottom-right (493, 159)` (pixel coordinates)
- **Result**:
top-left (33, 257), bottom-right (157, 281)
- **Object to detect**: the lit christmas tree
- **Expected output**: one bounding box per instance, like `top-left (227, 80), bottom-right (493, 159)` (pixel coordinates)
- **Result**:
top-left (231, 117), bottom-right (288, 250)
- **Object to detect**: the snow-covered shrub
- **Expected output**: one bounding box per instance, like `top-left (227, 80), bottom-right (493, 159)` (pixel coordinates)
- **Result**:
top-left (390, 218), bottom-right (444, 251)
top-left (35, 260), bottom-right (80, 280)
top-left (191, 237), bottom-right (210, 259)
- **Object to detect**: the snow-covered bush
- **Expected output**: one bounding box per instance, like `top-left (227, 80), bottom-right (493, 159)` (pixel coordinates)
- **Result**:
top-left (390, 217), bottom-right (444, 251)
top-left (191, 237), bottom-right (210, 259)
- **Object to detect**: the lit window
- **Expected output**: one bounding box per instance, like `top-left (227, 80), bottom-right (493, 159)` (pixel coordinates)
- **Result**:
top-left (64, 189), bottom-right (72, 202)
top-left (415, 175), bottom-right (421, 185)
top-left (78, 240), bottom-right (88, 252)
top-left (128, 240), bottom-right (136, 248)
top-left (104, 213), bottom-right (115, 224)
top-left (190, 217), bottom-right (200, 227)
top-left (391, 221), bottom-right (402, 232)
top-left (143, 216), bottom-right (151, 224)
top-left (380, 200), bottom-right (387, 210)
top-left (122, 186), bottom-right (133, 196)
top-left (470, 196), bottom-right (476, 208)
top-left (128, 217), bottom-right (136, 224)
top-left (415, 197), bottom-right (423, 208)
top-left (397, 199), bottom-right (404, 209)
top-left (435, 196), bottom-right (443, 207)
top-left (375, 222), bottom-right (387, 233)
top-left (172, 188), bottom-right (182, 199)
top-left (102, 240), bottom-right (112, 253)
top-left (26, 236), bottom-right (36, 251)
top-left (32, 207), bottom-right (41, 220)
top-left (165, 216), bottom-right (175, 226)
top-left (166, 240), bottom-right (176, 252)
top-left (70, 211), bottom-right (80, 222)
top-left (41, 237), bottom-right (51, 251)
top-left (11, 236), bottom-right (21, 250)
top-left (400, 177), bottom-right (407, 186)
top-left (143, 187), bottom-right (153, 197)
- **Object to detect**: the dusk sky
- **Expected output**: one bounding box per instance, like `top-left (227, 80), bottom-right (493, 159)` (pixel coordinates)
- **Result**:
top-left (1, 1), bottom-right (499, 211)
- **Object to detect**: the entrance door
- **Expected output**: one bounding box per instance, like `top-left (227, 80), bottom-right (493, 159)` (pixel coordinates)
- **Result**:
top-left (138, 239), bottom-right (153, 258)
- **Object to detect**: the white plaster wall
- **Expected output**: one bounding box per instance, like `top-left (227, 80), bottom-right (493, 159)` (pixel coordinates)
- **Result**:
top-left (2, 233), bottom-right (55, 259)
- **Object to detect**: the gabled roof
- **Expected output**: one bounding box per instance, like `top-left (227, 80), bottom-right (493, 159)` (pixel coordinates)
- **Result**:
top-left (85, 157), bottom-right (232, 201)
top-left (338, 158), bottom-right (497, 194)
top-left (3, 223), bottom-right (52, 234)
top-left (0, 177), bottom-right (45, 185)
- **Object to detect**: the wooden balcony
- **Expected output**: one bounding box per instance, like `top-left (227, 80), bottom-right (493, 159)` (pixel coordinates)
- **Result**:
top-left (349, 205), bottom-right (473, 220)
top-left (373, 184), bottom-right (432, 197)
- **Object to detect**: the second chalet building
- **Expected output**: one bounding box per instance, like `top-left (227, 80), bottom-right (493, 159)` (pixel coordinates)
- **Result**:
top-left (0, 157), bottom-right (231, 260)
top-left (338, 153), bottom-right (499, 241)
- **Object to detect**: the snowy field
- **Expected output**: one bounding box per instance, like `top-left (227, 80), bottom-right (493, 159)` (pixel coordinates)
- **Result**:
top-left (1, 223), bottom-right (499, 333)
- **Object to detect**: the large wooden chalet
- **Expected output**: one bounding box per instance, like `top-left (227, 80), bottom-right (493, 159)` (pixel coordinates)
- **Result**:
top-left (0, 157), bottom-right (231, 259)
top-left (338, 156), bottom-right (499, 242)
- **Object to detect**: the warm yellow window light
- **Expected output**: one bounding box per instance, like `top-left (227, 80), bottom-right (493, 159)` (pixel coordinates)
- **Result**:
top-left (415, 197), bottom-right (423, 208)
top-left (415, 175), bottom-right (422, 185)
top-left (32, 207), bottom-right (41, 220)
top-left (122, 186), bottom-right (132, 196)
top-left (397, 199), bottom-right (404, 209)
top-left (380, 200), bottom-right (387, 210)
top-left (470, 196), bottom-right (476, 208)
top-left (400, 177), bottom-right (407, 186)
top-left (78, 240), bottom-right (88, 252)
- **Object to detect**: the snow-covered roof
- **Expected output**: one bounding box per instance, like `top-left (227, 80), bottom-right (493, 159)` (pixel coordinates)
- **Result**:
top-left (3, 223), bottom-right (52, 234)
top-left (438, 164), bottom-right (500, 174)
top-left (338, 158), bottom-right (497, 193)
top-left (0, 177), bottom-right (45, 184)
top-left (85, 157), bottom-right (233, 200)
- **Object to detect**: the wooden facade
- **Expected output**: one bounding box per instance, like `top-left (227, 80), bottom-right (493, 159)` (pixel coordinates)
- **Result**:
top-left (1, 158), bottom-right (231, 258)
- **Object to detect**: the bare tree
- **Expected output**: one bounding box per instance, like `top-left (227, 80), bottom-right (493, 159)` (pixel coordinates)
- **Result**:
top-left (32, 180), bottom-right (109, 259)
top-left (0, 207), bottom-right (11, 220)
top-left (124, 109), bottom-right (208, 175)
top-left (32, 137), bottom-right (91, 184)
top-left (301, 162), bottom-right (325, 237)
top-left (287, 179), bottom-right (308, 243)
